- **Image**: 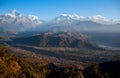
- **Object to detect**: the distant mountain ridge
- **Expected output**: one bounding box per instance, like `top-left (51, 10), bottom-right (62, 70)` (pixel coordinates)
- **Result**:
top-left (0, 10), bottom-right (120, 35)
top-left (36, 14), bottom-right (120, 32)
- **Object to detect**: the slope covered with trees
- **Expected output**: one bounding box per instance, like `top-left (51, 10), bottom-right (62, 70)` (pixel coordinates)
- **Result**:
top-left (0, 46), bottom-right (119, 78)
top-left (0, 46), bottom-right (84, 78)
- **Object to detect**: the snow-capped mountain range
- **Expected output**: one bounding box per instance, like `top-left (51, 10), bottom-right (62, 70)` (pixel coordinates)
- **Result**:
top-left (0, 9), bottom-right (120, 34)
top-left (54, 14), bottom-right (120, 24)
top-left (0, 9), bottom-right (42, 34)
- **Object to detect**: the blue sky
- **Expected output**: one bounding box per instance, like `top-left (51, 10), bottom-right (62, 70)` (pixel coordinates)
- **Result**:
top-left (0, 0), bottom-right (120, 20)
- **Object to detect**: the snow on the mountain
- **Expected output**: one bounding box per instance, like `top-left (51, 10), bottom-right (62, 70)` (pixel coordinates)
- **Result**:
top-left (0, 9), bottom-right (42, 27)
top-left (56, 14), bottom-right (120, 24)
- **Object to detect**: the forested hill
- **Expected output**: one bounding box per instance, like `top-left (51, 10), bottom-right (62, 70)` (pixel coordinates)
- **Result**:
top-left (0, 46), bottom-right (85, 78)
top-left (0, 46), bottom-right (120, 78)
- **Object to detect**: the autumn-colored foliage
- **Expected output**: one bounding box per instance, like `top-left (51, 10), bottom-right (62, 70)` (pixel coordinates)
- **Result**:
top-left (0, 46), bottom-right (119, 78)
top-left (0, 46), bottom-right (84, 78)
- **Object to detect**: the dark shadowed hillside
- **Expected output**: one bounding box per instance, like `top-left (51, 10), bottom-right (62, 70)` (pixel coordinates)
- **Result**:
top-left (83, 61), bottom-right (120, 78)
top-left (99, 61), bottom-right (120, 78)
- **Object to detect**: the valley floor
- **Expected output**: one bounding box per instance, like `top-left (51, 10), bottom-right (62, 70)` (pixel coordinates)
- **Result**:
top-left (7, 44), bottom-right (120, 68)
